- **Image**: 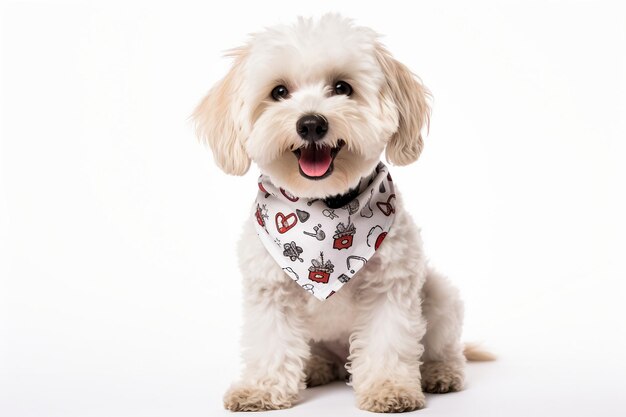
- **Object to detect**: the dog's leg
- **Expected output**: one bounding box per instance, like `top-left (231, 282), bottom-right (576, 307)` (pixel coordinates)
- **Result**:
top-left (420, 268), bottom-right (466, 393)
top-left (305, 341), bottom-right (348, 387)
top-left (348, 274), bottom-right (427, 413)
top-left (223, 281), bottom-right (310, 411)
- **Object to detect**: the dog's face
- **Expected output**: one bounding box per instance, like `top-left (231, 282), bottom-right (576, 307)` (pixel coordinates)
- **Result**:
top-left (194, 15), bottom-right (430, 198)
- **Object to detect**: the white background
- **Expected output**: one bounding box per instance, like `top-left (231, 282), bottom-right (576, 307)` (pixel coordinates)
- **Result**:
top-left (1, 0), bottom-right (625, 416)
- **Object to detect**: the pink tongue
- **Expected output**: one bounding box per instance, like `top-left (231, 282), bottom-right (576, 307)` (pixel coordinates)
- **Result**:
top-left (298, 146), bottom-right (333, 177)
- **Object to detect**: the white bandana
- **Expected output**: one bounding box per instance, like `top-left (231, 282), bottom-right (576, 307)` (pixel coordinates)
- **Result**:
top-left (253, 162), bottom-right (396, 300)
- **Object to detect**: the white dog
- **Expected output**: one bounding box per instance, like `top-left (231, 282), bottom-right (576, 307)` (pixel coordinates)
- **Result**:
top-left (193, 15), bottom-right (490, 413)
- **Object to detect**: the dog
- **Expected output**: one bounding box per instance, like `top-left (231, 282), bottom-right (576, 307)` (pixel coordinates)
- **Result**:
top-left (193, 14), bottom-right (491, 413)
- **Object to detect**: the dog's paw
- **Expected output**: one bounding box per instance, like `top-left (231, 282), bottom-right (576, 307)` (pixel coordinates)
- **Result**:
top-left (305, 354), bottom-right (339, 387)
top-left (421, 361), bottom-right (464, 393)
top-left (223, 384), bottom-right (296, 412)
top-left (356, 380), bottom-right (425, 413)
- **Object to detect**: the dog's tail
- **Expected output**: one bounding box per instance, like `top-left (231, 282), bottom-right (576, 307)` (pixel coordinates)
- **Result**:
top-left (463, 343), bottom-right (496, 362)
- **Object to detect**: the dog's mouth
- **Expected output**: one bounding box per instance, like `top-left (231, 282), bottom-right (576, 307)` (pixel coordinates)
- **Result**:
top-left (293, 140), bottom-right (346, 180)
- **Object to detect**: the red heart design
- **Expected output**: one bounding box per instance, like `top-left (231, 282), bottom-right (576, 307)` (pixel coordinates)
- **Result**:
top-left (280, 187), bottom-right (299, 202)
top-left (375, 232), bottom-right (387, 250)
top-left (275, 212), bottom-right (298, 234)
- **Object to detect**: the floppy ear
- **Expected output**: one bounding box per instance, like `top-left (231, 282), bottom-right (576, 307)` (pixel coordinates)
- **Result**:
top-left (192, 48), bottom-right (251, 175)
top-left (376, 45), bottom-right (431, 166)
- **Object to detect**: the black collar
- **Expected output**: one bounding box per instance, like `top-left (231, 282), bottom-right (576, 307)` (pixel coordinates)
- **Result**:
top-left (323, 185), bottom-right (360, 209)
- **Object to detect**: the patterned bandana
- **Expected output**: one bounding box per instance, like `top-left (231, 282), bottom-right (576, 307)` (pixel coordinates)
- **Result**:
top-left (253, 162), bottom-right (396, 300)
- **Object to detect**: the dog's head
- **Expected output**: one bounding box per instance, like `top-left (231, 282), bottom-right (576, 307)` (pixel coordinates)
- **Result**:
top-left (193, 15), bottom-right (430, 198)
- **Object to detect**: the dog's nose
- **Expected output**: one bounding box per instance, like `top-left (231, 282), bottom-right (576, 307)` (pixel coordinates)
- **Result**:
top-left (296, 114), bottom-right (328, 142)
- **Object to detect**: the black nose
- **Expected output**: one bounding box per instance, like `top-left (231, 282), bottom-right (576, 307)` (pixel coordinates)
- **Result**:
top-left (296, 114), bottom-right (328, 142)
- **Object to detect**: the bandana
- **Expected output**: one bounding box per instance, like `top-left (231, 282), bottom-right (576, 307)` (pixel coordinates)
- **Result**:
top-left (253, 162), bottom-right (396, 300)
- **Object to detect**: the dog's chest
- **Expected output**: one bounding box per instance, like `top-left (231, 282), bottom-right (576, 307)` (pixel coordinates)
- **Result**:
top-left (303, 256), bottom-right (383, 341)
top-left (304, 292), bottom-right (355, 341)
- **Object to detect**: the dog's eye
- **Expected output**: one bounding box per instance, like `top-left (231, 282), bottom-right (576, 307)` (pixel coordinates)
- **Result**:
top-left (334, 81), bottom-right (352, 96)
top-left (271, 85), bottom-right (289, 101)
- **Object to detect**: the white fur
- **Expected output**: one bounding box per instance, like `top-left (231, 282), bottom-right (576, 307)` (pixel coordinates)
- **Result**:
top-left (194, 15), bottom-right (467, 413)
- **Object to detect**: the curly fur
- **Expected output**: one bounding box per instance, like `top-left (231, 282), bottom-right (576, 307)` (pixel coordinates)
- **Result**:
top-left (193, 14), bottom-right (484, 413)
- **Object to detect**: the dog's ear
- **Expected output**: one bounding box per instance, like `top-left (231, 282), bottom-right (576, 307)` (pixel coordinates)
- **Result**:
top-left (192, 48), bottom-right (251, 176)
top-left (376, 45), bottom-right (431, 166)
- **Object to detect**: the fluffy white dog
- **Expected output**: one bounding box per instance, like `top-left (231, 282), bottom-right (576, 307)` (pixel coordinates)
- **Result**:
top-left (193, 15), bottom-right (490, 413)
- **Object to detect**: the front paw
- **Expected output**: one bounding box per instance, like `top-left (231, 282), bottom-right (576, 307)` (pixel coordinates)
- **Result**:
top-left (224, 384), bottom-right (296, 412)
top-left (356, 380), bottom-right (426, 413)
